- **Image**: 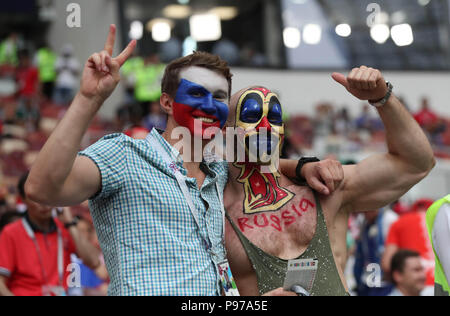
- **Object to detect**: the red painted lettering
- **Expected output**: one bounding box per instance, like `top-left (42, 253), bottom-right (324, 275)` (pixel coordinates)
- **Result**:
top-left (292, 205), bottom-right (302, 217)
top-left (299, 199), bottom-right (315, 212)
top-left (254, 214), bottom-right (269, 228)
top-left (270, 215), bottom-right (282, 232)
top-left (282, 210), bottom-right (296, 227)
top-left (238, 218), bottom-right (254, 232)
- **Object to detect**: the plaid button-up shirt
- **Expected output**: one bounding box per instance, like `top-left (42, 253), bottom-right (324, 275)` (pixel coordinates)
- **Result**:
top-left (79, 129), bottom-right (228, 296)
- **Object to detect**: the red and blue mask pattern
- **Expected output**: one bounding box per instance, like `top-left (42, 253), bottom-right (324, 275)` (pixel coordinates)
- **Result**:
top-left (172, 79), bottom-right (229, 137)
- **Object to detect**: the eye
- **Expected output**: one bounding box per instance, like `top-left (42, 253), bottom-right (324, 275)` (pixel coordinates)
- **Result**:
top-left (213, 93), bottom-right (227, 102)
top-left (240, 95), bottom-right (263, 123)
top-left (268, 97), bottom-right (283, 125)
top-left (190, 89), bottom-right (205, 98)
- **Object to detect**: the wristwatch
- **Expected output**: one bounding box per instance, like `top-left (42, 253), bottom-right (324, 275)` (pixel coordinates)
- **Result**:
top-left (369, 81), bottom-right (393, 108)
top-left (295, 157), bottom-right (320, 185)
top-left (64, 217), bottom-right (80, 229)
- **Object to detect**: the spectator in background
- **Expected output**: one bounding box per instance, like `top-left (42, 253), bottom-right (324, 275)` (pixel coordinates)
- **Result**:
top-left (34, 43), bottom-right (57, 101)
top-left (70, 216), bottom-right (108, 296)
top-left (0, 211), bottom-right (22, 233)
top-left (353, 208), bottom-right (398, 296)
top-left (414, 97), bottom-right (446, 144)
top-left (134, 54), bottom-right (165, 115)
top-left (313, 103), bottom-right (334, 156)
top-left (353, 104), bottom-right (384, 133)
top-left (389, 250), bottom-right (427, 296)
top-left (121, 52), bottom-right (144, 104)
top-left (15, 49), bottom-right (40, 130)
top-left (142, 101), bottom-right (167, 132)
top-left (240, 43), bottom-right (267, 67)
top-left (212, 38), bottom-right (240, 66)
top-left (334, 107), bottom-right (352, 136)
top-left (0, 33), bottom-right (19, 67)
top-left (53, 44), bottom-right (80, 106)
top-left (382, 198), bottom-right (435, 295)
top-left (0, 173), bottom-right (101, 296)
top-left (414, 97), bottom-right (439, 130)
top-left (354, 104), bottom-right (372, 131)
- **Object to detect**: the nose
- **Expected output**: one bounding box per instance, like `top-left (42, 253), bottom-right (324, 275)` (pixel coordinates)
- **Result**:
top-left (256, 117), bottom-right (272, 133)
top-left (200, 94), bottom-right (216, 115)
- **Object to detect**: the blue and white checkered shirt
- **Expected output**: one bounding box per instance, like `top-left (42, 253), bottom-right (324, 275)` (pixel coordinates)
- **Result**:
top-left (79, 129), bottom-right (229, 296)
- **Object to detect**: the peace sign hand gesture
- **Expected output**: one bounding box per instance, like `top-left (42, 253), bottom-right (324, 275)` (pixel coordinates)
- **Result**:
top-left (80, 24), bottom-right (136, 106)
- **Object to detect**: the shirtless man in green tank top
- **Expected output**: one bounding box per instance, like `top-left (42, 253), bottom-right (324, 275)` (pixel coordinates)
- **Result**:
top-left (223, 66), bottom-right (436, 296)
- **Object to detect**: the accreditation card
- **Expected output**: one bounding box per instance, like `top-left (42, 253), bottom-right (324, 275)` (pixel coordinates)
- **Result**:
top-left (218, 260), bottom-right (240, 296)
top-left (283, 258), bottom-right (318, 295)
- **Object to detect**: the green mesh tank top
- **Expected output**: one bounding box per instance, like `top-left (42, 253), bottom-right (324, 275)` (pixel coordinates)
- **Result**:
top-left (226, 190), bottom-right (349, 296)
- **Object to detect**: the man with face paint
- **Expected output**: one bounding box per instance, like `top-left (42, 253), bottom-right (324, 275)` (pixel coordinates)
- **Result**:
top-left (224, 67), bottom-right (435, 296)
top-left (24, 26), bottom-right (340, 296)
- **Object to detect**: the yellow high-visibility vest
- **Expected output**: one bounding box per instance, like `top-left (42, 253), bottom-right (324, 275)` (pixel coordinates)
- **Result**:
top-left (426, 195), bottom-right (450, 296)
top-left (0, 40), bottom-right (18, 66)
top-left (134, 63), bottom-right (165, 103)
top-left (37, 48), bottom-right (57, 82)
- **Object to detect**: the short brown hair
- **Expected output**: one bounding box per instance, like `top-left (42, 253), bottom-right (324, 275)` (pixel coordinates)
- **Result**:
top-left (390, 249), bottom-right (421, 283)
top-left (161, 51), bottom-right (233, 99)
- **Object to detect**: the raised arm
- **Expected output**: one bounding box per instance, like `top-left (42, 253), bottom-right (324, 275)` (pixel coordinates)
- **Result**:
top-left (26, 25), bottom-right (136, 206)
top-left (332, 67), bottom-right (435, 212)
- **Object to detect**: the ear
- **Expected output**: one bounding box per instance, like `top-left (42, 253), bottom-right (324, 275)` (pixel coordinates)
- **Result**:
top-left (160, 93), bottom-right (174, 116)
top-left (392, 270), bottom-right (402, 285)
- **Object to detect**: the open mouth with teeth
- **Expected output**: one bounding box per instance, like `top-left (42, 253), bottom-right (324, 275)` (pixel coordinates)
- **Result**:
top-left (195, 117), bottom-right (216, 123)
top-left (192, 110), bottom-right (220, 126)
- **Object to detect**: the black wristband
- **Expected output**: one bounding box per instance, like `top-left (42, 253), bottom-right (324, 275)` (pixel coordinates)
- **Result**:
top-left (295, 157), bottom-right (320, 184)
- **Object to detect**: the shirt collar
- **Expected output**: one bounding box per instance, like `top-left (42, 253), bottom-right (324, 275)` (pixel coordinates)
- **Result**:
top-left (25, 212), bottom-right (57, 234)
top-left (151, 128), bottom-right (184, 166)
top-left (150, 128), bottom-right (220, 179)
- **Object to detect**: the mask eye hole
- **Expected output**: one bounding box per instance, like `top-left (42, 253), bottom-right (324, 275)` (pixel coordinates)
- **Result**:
top-left (268, 97), bottom-right (283, 126)
top-left (239, 93), bottom-right (263, 124)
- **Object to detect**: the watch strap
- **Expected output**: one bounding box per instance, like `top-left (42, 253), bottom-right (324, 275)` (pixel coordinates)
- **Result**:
top-left (369, 81), bottom-right (393, 108)
top-left (295, 157), bottom-right (320, 185)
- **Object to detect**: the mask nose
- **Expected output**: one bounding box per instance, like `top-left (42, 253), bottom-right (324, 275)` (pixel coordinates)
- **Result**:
top-left (200, 94), bottom-right (216, 115)
top-left (256, 117), bottom-right (272, 133)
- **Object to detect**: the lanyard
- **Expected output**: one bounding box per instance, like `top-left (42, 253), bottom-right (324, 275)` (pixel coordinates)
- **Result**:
top-left (147, 133), bottom-right (226, 256)
top-left (22, 218), bottom-right (64, 286)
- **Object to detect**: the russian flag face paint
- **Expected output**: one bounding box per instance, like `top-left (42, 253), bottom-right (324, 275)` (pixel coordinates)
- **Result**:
top-left (172, 67), bottom-right (229, 138)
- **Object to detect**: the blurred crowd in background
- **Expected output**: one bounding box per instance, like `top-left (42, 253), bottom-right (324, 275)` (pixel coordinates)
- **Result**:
top-left (0, 31), bottom-right (443, 296)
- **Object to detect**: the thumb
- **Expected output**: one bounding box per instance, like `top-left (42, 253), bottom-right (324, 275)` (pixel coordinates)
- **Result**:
top-left (307, 177), bottom-right (330, 195)
top-left (331, 72), bottom-right (349, 89)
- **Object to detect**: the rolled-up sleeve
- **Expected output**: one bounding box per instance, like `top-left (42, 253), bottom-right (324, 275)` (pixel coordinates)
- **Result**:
top-left (78, 133), bottom-right (127, 201)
